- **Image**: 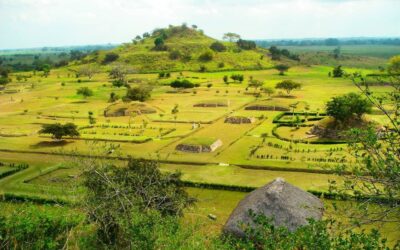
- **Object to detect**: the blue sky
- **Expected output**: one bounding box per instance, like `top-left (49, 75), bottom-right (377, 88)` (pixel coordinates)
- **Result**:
top-left (1, 0), bottom-right (399, 49)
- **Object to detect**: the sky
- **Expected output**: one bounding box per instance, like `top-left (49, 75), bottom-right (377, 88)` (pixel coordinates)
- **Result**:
top-left (1, 0), bottom-right (400, 49)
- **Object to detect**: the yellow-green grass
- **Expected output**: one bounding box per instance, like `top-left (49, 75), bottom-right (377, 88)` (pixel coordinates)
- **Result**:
top-left (186, 188), bottom-right (400, 245)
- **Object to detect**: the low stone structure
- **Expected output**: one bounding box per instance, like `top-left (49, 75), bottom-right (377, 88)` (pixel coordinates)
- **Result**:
top-left (223, 178), bottom-right (324, 238)
top-left (104, 102), bottom-right (156, 117)
top-left (245, 105), bottom-right (290, 111)
top-left (193, 102), bottom-right (227, 107)
top-left (224, 116), bottom-right (255, 124)
top-left (175, 139), bottom-right (222, 153)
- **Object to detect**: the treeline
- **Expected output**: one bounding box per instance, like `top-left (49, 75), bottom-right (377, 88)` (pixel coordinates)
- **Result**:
top-left (255, 37), bottom-right (400, 47)
top-left (0, 44), bottom-right (117, 72)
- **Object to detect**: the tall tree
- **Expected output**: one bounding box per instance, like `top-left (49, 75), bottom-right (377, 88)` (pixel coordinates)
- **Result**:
top-left (223, 33), bottom-right (241, 42)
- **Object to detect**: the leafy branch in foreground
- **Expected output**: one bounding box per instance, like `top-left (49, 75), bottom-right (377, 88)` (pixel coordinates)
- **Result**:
top-left (330, 59), bottom-right (400, 225)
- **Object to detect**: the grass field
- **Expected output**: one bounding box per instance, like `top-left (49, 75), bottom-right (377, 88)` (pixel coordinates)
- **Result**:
top-left (0, 39), bottom-right (398, 242)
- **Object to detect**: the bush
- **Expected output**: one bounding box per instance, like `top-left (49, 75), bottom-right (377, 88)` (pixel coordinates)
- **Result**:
top-left (169, 50), bottom-right (182, 60)
top-left (125, 85), bottom-right (152, 102)
top-left (198, 50), bottom-right (214, 61)
top-left (102, 52), bottom-right (119, 64)
top-left (0, 205), bottom-right (81, 250)
top-left (170, 79), bottom-right (195, 89)
top-left (236, 39), bottom-right (256, 50)
top-left (210, 41), bottom-right (226, 52)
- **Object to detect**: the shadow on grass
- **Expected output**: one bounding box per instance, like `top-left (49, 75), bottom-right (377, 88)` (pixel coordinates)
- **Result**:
top-left (30, 140), bottom-right (74, 149)
top-left (70, 100), bottom-right (88, 104)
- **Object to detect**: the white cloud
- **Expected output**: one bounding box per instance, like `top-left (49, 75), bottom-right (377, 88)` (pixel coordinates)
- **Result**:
top-left (0, 0), bottom-right (399, 49)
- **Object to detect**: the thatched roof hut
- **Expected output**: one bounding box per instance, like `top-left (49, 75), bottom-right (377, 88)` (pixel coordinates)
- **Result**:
top-left (223, 178), bottom-right (324, 237)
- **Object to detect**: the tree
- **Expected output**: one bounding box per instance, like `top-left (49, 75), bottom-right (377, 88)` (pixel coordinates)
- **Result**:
top-left (108, 92), bottom-right (119, 102)
top-left (326, 92), bottom-right (372, 123)
top-left (223, 32), bottom-right (241, 42)
top-left (170, 79), bottom-right (195, 89)
top-left (78, 65), bottom-right (98, 80)
top-left (125, 85), bottom-right (152, 102)
top-left (42, 64), bottom-right (51, 77)
top-left (0, 66), bottom-right (10, 85)
top-left (230, 74), bottom-right (244, 83)
top-left (236, 39), bottom-right (256, 50)
top-left (88, 111), bottom-right (96, 125)
top-left (388, 55), bottom-right (400, 74)
top-left (223, 75), bottom-right (228, 84)
top-left (210, 41), bottom-right (226, 52)
top-left (109, 66), bottom-right (128, 87)
top-left (275, 80), bottom-right (301, 95)
top-left (80, 157), bottom-right (194, 247)
top-left (263, 86), bottom-right (275, 97)
top-left (76, 87), bottom-right (93, 98)
top-left (275, 64), bottom-right (290, 75)
top-left (102, 52), bottom-right (119, 64)
top-left (154, 37), bottom-right (166, 51)
top-left (39, 123), bottom-right (79, 140)
top-left (329, 66), bottom-right (400, 228)
top-left (333, 46), bottom-right (341, 59)
top-left (248, 79), bottom-right (263, 93)
top-left (332, 65), bottom-right (344, 78)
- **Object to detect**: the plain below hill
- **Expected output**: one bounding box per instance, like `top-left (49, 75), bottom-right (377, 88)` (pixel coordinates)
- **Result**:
top-left (79, 25), bottom-right (273, 73)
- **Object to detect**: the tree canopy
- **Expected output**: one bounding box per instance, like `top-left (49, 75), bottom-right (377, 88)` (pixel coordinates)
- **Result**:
top-left (125, 85), bottom-right (152, 102)
top-left (275, 80), bottom-right (301, 95)
top-left (326, 92), bottom-right (372, 123)
top-left (39, 123), bottom-right (79, 140)
top-left (76, 87), bottom-right (93, 98)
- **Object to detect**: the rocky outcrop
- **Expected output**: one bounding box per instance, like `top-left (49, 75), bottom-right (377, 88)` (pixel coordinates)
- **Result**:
top-left (223, 178), bottom-right (324, 238)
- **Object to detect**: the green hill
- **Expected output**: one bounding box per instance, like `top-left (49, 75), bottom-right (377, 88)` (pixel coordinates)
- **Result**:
top-left (82, 25), bottom-right (273, 73)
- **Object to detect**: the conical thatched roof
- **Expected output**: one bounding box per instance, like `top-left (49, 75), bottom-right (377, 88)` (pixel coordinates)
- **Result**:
top-left (223, 178), bottom-right (324, 237)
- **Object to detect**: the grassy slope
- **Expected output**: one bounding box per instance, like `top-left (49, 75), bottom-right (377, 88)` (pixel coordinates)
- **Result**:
top-left (81, 26), bottom-right (273, 73)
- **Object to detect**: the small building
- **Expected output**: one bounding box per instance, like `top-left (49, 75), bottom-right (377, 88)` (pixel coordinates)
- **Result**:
top-left (223, 178), bottom-right (324, 238)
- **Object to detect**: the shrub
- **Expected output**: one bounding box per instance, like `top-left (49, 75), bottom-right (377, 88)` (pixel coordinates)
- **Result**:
top-left (102, 52), bottom-right (119, 64)
top-left (170, 79), bottom-right (195, 89)
top-left (210, 41), bottom-right (226, 52)
top-left (198, 50), bottom-right (214, 61)
top-left (125, 85), bottom-right (152, 102)
top-left (169, 50), bottom-right (182, 60)
top-left (0, 205), bottom-right (81, 250)
top-left (236, 39), bottom-right (256, 50)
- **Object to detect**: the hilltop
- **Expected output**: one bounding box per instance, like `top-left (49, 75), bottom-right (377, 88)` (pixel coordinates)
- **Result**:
top-left (79, 25), bottom-right (273, 72)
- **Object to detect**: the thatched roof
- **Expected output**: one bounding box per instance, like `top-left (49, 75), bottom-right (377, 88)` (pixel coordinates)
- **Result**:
top-left (223, 178), bottom-right (324, 237)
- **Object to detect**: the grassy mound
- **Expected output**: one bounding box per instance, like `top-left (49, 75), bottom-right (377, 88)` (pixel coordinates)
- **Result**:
top-left (82, 25), bottom-right (272, 72)
top-left (104, 102), bottom-right (156, 117)
top-left (310, 116), bottom-right (375, 139)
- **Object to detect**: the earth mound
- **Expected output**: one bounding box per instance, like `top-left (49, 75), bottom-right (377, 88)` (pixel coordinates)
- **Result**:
top-left (224, 116), bottom-right (255, 124)
top-left (223, 178), bottom-right (324, 238)
top-left (309, 116), bottom-right (375, 140)
top-left (175, 137), bottom-right (222, 153)
top-left (245, 105), bottom-right (289, 111)
top-left (193, 100), bottom-right (228, 107)
top-left (104, 102), bottom-right (156, 117)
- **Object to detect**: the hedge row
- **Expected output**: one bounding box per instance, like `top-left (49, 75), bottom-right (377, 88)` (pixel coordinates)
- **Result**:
top-left (272, 111), bottom-right (326, 124)
top-left (1, 193), bottom-right (68, 205)
top-left (0, 163), bottom-right (29, 179)
top-left (272, 124), bottom-right (347, 145)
